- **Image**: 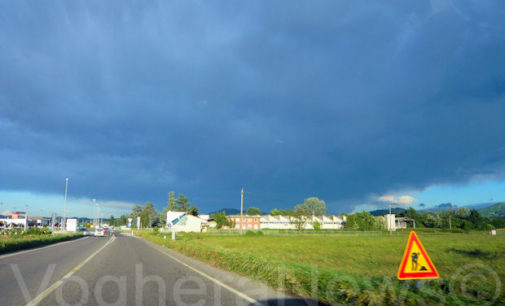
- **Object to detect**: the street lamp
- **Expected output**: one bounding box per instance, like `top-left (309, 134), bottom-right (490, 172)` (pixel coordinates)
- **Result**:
top-left (63, 178), bottom-right (69, 231)
top-left (93, 198), bottom-right (97, 226)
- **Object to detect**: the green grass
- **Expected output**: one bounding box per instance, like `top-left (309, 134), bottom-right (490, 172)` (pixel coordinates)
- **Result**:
top-left (0, 233), bottom-right (83, 254)
top-left (138, 230), bottom-right (504, 305)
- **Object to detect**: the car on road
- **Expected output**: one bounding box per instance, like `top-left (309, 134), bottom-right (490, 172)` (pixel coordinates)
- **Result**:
top-left (78, 227), bottom-right (92, 236)
top-left (94, 228), bottom-right (105, 237)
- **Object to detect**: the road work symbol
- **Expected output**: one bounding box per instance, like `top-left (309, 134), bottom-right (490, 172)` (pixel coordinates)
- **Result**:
top-left (397, 231), bottom-right (439, 280)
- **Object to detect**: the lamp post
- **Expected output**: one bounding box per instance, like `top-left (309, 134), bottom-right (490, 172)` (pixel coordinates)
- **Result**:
top-left (240, 188), bottom-right (244, 235)
top-left (63, 178), bottom-right (69, 231)
top-left (93, 199), bottom-right (97, 227)
top-left (387, 203), bottom-right (395, 235)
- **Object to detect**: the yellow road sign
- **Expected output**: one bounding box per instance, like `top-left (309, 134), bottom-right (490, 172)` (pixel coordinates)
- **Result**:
top-left (397, 231), bottom-right (439, 280)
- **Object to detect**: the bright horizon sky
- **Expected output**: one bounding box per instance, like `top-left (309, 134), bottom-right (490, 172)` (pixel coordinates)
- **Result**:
top-left (1, 178), bottom-right (505, 217)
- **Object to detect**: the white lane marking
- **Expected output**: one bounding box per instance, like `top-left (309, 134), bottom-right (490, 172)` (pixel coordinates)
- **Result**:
top-left (0, 236), bottom-right (89, 260)
top-left (137, 236), bottom-right (260, 305)
top-left (25, 236), bottom-right (116, 306)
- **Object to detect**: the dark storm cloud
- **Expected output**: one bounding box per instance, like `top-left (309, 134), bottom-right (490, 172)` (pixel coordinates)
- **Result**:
top-left (1, 1), bottom-right (505, 212)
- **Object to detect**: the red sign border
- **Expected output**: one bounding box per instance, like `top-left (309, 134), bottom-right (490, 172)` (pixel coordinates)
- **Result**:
top-left (397, 231), bottom-right (439, 280)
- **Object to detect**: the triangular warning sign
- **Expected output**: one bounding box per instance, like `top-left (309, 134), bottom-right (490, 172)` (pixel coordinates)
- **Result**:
top-left (397, 231), bottom-right (439, 280)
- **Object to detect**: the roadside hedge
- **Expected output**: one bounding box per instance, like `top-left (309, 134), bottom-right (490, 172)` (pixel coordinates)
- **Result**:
top-left (0, 233), bottom-right (82, 254)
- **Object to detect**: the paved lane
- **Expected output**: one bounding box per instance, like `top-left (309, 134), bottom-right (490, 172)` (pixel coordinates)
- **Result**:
top-left (1, 233), bottom-right (318, 305)
top-left (38, 234), bottom-right (261, 305)
top-left (0, 235), bottom-right (110, 305)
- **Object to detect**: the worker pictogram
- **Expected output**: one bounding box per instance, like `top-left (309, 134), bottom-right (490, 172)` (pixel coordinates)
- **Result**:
top-left (397, 231), bottom-right (439, 280)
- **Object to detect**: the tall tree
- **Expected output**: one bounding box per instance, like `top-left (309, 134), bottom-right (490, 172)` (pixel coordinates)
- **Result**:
top-left (188, 206), bottom-right (199, 216)
top-left (159, 213), bottom-right (166, 226)
top-left (118, 215), bottom-right (127, 226)
top-left (168, 191), bottom-right (176, 211)
top-left (345, 211), bottom-right (377, 231)
top-left (143, 202), bottom-right (159, 228)
top-left (140, 209), bottom-right (149, 229)
top-left (131, 205), bottom-right (143, 228)
top-left (132, 205), bottom-right (143, 217)
top-left (246, 207), bottom-right (261, 215)
top-left (211, 211), bottom-right (228, 229)
top-left (175, 194), bottom-right (190, 212)
top-left (290, 205), bottom-right (308, 230)
top-left (109, 215), bottom-right (115, 226)
top-left (162, 191), bottom-right (177, 225)
top-left (270, 208), bottom-right (280, 216)
top-left (468, 209), bottom-right (483, 228)
top-left (296, 197), bottom-right (327, 216)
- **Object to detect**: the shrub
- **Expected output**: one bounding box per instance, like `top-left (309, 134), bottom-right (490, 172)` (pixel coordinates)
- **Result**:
top-left (245, 230), bottom-right (256, 236)
top-left (22, 228), bottom-right (52, 236)
top-left (0, 229), bottom-right (23, 237)
top-left (245, 230), bottom-right (264, 236)
top-left (0, 233), bottom-right (82, 254)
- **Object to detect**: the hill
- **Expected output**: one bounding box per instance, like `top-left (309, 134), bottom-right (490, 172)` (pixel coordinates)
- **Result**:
top-left (479, 202), bottom-right (505, 218)
top-left (209, 208), bottom-right (241, 215)
top-left (464, 202), bottom-right (495, 210)
top-left (369, 208), bottom-right (405, 216)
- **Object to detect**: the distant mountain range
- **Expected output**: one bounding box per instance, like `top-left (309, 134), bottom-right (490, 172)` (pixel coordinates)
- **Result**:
top-left (369, 202), bottom-right (505, 218)
top-left (425, 202), bottom-right (505, 217)
top-left (369, 208), bottom-right (406, 216)
top-left (479, 202), bottom-right (505, 218)
top-left (208, 208), bottom-right (241, 215)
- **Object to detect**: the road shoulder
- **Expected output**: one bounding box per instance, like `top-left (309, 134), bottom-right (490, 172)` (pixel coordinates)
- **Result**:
top-left (129, 233), bottom-right (313, 304)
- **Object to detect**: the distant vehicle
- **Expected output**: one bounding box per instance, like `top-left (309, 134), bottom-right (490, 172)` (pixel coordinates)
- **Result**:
top-left (103, 227), bottom-right (110, 236)
top-left (78, 227), bottom-right (91, 236)
top-left (94, 228), bottom-right (105, 237)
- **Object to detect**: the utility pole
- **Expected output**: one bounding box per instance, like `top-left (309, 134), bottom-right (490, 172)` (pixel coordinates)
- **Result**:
top-left (63, 178), bottom-right (69, 231)
top-left (240, 188), bottom-right (244, 235)
top-left (388, 203), bottom-right (393, 235)
top-left (93, 199), bottom-right (97, 227)
top-left (449, 215), bottom-right (452, 230)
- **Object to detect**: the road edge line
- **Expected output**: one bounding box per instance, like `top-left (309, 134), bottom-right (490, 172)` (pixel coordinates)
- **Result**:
top-left (133, 235), bottom-right (259, 305)
top-left (25, 236), bottom-right (115, 306)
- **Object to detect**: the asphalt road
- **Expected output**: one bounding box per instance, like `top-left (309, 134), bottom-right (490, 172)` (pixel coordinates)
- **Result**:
top-left (0, 233), bottom-right (317, 306)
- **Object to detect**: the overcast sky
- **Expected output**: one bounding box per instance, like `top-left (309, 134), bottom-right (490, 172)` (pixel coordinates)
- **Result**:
top-left (1, 1), bottom-right (505, 217)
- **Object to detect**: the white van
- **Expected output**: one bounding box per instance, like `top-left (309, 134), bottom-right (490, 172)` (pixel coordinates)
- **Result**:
top-left (94, 228), bottom-right (105, 237)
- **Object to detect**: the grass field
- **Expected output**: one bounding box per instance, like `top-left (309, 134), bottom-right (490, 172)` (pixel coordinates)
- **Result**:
top-left (0, 232), bottom-right (83, 254)
top-left (139, 230), bottom-right (504, 305)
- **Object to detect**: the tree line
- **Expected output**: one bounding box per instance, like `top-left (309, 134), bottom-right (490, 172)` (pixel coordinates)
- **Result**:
top-left (397, 207), bottom-right (501, 231)
top-left (107, 194), bottom-right (504, 231)
top-left (211, 197), bottom-right (328, 230)
top-left (108, 191), bottom-right (199, 228)
top-left (344, 207), bottom-right (502, 231)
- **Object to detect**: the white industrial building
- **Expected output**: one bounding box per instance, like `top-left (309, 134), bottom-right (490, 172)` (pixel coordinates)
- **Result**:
top-left (0, 211), bottom-right (27, 228)
top-left (385, 214), bottom-right (415, 231)
top-left (166, 211), bottom-right (208, 232)
top-left (0, 212), bottom-right (51, 229)
top-left (260, 215), bottom-right (346, 230)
